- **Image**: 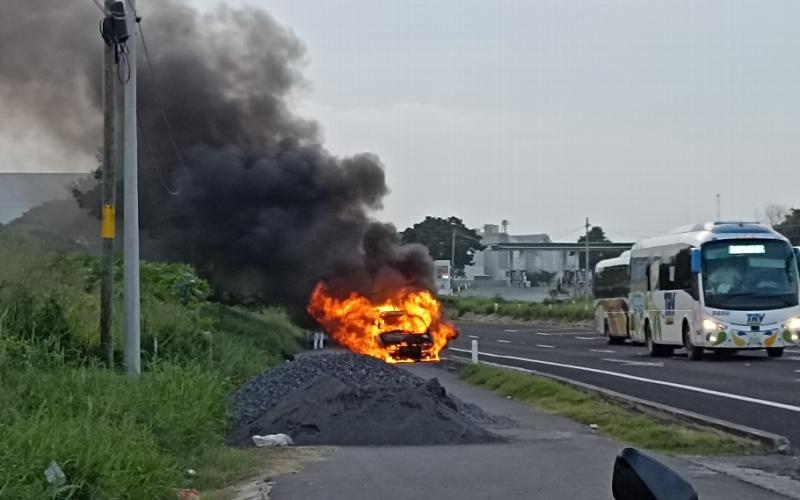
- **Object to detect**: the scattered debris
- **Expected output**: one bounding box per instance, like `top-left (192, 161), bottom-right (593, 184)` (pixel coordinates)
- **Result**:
top-left (179, 489), bottom-right (201, 500)
top-left (253, 434), bottom-right (294, 447)
top-left (44, 461), bottom-right (66, 487)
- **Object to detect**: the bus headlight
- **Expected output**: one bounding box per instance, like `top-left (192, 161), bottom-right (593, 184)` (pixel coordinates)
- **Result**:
top-left (787, 317), bottom-right (800, 330)
top-left (702, 319), bottom-right (723, 332)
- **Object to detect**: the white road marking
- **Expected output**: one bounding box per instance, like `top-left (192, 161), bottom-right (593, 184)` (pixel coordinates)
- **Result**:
top-left (590, 349), bottom-right (616, 354)
top-left (787, 357), bottom-right (800, 361)
top-left (468, 335), bottom-right (479, 339)
top-left (794, 370), bottom-right (800, 373)
top-left (536, 344), bottom-right (556, 348)
top-left (602, 358), bottom-right (663, 367)
top-left (536, 332), bottom-right (553, 336)
top-left (504, 329), bottom-right (520, 333)
top-left (576, 336), bottom-right (600, 340)
top-left (448, 348), bottom-right (800, 413)
top-left (786, 349), bottom-right (800, 354)
top-left (497, 339), bottom-right (512, 344)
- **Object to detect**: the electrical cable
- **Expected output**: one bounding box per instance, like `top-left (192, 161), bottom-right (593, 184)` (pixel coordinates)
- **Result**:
top-left (137, 113), bottom-right (180, 196)
top-left (98, 5), bottom-right (131, 84)
top-left (136, 22), bottom-right (191, 176)
top-left (124, 0), bottom-right (140, 21)
top-left (548, 226), bottom-right (586, 240)
top-left (90, 0), bottom-right (106, 14)
top-left (116, 43), bottom-right (131, 84)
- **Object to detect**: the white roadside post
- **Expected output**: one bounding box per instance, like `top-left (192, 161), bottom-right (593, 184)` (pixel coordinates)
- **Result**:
top-left (471, 339), bottom-right (479, 364)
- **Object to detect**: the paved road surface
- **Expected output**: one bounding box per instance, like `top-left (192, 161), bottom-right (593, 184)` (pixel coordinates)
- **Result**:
top-left (271, 363), bottom-right (786, 500)
top-left (447, 320), bottom-right (800, 449)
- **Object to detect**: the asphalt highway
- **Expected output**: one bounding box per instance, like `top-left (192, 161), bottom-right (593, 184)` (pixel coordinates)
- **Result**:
top-left (446, 320), bottom-right (800, 449)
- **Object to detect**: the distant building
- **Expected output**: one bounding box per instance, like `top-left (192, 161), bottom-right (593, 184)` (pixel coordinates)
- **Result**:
top-left (465, 223), bottom-right (579, 287)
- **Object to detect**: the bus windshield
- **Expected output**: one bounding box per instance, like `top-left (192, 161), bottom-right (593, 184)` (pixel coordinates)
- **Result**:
top-left (702, 240), bottom-right (799, 310)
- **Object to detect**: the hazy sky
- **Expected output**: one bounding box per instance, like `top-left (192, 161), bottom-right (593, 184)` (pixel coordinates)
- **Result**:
top-left (7, 0), bottom-right (800, 241)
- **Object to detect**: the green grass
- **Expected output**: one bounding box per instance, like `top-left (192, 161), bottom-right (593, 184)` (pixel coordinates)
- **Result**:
top-left (460, 363), bottom-right (759, 456)
top-left (0, 229), bottom-right (303, 498)
top-left (442, 295), bottom-right (594, 322)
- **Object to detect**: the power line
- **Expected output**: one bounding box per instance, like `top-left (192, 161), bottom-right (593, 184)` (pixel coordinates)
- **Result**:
top-left (124, 0), bottom-right (139, 18)
top-left (137, 114), bottom-right (180, 196)
top-left (548, 226), bottom-right (586, 240)
top-left (90, 0), bottom-right (106, 14)
top-left (136, 21), bottom-right (190, 176)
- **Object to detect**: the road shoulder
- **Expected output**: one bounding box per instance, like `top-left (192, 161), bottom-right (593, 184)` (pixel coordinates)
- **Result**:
top-left (267, 362), bottom-right (785, 500)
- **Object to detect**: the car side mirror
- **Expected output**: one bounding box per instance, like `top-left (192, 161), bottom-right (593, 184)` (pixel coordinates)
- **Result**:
top-left (612, 448), bottom-right (698, 500)
top-left (690, 248), bottom-right (701, 274)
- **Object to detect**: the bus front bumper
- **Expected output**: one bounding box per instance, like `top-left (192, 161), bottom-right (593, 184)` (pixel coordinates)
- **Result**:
top-left (702, 327), bottom-right (799, 349)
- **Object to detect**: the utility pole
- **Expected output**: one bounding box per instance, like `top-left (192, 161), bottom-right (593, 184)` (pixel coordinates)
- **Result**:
top-left (450, 227), bottom-right (456, 276)
top-left (584, 217), bottom-right (591, 304)
top-left (100, 0), bottom-right (118, 369)
top-left (123, 0), bottom-right (141, 376)
top-left (716, 194), bottom-right (721, 221)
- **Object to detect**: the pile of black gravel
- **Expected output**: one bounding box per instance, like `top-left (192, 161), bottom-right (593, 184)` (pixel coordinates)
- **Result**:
top-left (229, 353), bottom-right (504, 446)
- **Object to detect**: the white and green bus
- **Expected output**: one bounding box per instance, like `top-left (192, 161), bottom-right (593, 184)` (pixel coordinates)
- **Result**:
top-left (594, 251), bottom-right (631, 345)
top-left (628, 222), bottom-right (800, 360)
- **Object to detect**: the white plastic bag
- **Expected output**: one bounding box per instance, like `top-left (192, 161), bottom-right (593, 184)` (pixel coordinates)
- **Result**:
top-left (44, 461), bottom-right (66, 486)
top-left (252, 433), bottom-right (293, 447)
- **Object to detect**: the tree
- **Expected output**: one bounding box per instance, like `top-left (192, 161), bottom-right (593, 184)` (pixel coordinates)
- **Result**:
top-left (400, 216), bottom-right (484, 273)
top-left (576, 226), bottom-right (622, 271)
top-left (774, 208), bottom-right (800, 245)
top-left (758, 203), bottom-right (790, 227)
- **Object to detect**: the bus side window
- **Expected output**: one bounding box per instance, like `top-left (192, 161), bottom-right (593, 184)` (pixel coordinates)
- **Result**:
top-left (629, 257), bottom-right (649, 292)
top-left (659, 261), bottom-right (673, 289)
top-left (649, 260), bottom-right (660, 291)
top-left (674, 248), bottom-right (698, 299)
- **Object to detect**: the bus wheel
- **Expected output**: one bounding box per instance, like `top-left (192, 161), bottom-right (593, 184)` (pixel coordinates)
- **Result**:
top-left (684, 327), bottom-right (704, 361)
top-left (767, 347), bottom-right (784, 358)
top-left (605, 320), bottom-right (624, 345)
top-left (646, 324), bottom-right (671, 357)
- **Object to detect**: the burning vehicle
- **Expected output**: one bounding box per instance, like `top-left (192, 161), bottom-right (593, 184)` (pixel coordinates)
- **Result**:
top-left (307, 283), bottom-right (458, 363)
top-left (375, 307), bottom-right (435, 361)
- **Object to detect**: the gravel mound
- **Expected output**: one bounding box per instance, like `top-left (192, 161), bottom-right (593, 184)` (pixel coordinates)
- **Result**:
top-left (230, 353), bottom-right (425, 428)
top-left (229, 353), bottom-right (504, 446)
top-left (230, 374), bottom-right (499, 446)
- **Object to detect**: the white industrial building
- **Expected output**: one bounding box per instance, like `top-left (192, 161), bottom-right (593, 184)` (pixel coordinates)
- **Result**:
top-left (465, 223), bottom-right (580, 287)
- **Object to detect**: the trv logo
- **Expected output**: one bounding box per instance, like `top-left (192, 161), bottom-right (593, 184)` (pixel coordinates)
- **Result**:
top-left (746, 313), bottom-right (765, 325)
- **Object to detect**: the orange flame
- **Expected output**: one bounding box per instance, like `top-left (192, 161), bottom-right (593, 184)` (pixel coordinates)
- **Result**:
top-left (307, 282), bottom-right (458, 363)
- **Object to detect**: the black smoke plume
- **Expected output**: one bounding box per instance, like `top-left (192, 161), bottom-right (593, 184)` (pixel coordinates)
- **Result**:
top-left (0, 0), bottom-right (434, 311)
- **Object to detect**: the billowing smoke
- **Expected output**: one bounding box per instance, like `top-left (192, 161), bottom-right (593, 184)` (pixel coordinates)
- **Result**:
top-left (0, 0), bottom-right (433, 311)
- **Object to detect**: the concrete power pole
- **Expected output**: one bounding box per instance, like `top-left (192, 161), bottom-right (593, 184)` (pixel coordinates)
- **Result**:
top-left (100, 0), bottom-right (119, 369)
top-left (716, 194), bottom-right (721, 221)
top-left (450, 227), bottom-right (456, 275)
top-left (584, 217), bottom-right (591, 305)
top-left (123, 0), bottom-right (141, 376)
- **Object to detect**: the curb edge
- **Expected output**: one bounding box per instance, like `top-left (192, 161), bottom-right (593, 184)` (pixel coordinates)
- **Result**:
top-left (445, 355), bottom-right (792, 455)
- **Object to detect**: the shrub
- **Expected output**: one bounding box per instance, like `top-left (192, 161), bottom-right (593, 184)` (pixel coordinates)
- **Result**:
top-left (0, 231), bottom-right (303, 496)
top-left (450, 296), bottom-right (593, 322)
